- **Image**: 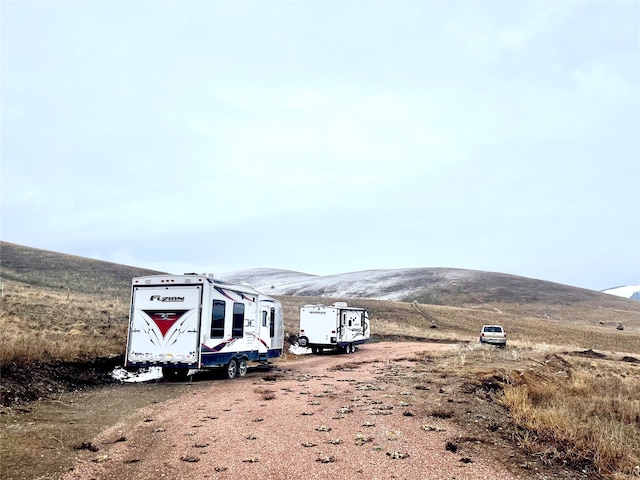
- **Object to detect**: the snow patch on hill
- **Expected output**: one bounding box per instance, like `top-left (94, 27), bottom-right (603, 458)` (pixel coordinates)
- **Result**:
top-left (602, 285), bottom-right (640, 301)
top-left (219, 268), bottom-right (318, 290)
top-left (219, 267), bottom-right (469, 300)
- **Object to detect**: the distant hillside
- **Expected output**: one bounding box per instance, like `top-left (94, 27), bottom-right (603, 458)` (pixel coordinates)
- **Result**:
top-left (220, 267), bottom-right (637, 310)
top-left (0, 241), bottom-right (163, 297)
top-left (2, 241), bottom-right (638, 318)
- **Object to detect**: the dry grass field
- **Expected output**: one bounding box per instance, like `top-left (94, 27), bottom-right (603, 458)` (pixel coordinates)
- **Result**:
top-left (1, 241), bottom-right (640, 478)
top-left (1, 280), bottom-right (127, 365)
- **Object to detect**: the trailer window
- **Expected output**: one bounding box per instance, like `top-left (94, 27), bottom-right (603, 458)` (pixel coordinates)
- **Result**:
top-left (262, 311), bottom-right (268, 327)
top-left (269, 308), bottom-right (275, 338)
top-left (232, 303), bottom-right (244, 338)
top-left (211, 300), bottom-right (225, 338)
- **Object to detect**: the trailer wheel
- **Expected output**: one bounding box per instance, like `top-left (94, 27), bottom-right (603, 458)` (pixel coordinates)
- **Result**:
top-left (238, 358), bottom-right (248, 377)
top-left (347, 343), bottom-right (354, 354)
top-left (311, 347), bottom-right (318, 354)
top-left (226, 359), bottom-right (238, 379)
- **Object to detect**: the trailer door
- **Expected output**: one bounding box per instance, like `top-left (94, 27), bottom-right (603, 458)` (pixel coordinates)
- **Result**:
top-left (127, 285), bottom-right (202, 367)
top-left (340, 309), bottom-right (363, 343)
top-left (258, 307), bottom-right (270, 352)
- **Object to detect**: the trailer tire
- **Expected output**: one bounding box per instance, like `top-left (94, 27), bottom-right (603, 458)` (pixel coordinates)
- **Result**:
top-left (226, 359), bottom-right (239, 379)
top-left (311, 347), bottom-right (318, 354)
top-left (238, 358), bottom-right (248, 377)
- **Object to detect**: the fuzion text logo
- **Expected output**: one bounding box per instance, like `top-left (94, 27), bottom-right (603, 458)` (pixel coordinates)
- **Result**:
top-left (150, 295), bottom-right (185, 302)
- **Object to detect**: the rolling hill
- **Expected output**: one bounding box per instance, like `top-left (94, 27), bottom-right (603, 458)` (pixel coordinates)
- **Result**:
top-left (219, 266), bottom-right (638, 311)
top-left (0, 241), bottom-right (163, 297)
top-left (2, 240), bottom-right (638, 320)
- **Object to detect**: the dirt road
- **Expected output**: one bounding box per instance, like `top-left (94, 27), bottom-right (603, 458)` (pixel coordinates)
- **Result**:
top-left (59, 342), bottom-right (527, 480)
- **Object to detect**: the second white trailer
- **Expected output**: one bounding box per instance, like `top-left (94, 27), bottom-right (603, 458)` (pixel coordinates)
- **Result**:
top-left (297, 302), bottom-right (370, 354)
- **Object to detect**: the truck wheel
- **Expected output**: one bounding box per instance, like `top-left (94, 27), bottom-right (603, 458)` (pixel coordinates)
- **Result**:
top-left (162, 368), bottom-right (188, 382)
top-left (298, 336), bottom-right (308, 347)
top-left (226, 359), bottom-right (238, 379)
top-left (238, 359), bottom-right (248, 377)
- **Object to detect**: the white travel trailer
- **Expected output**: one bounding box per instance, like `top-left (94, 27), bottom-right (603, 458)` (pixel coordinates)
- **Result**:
top-left (297, 302), bottom-right (370, 354)
top-left (124, 274), bottom-right (284, 380)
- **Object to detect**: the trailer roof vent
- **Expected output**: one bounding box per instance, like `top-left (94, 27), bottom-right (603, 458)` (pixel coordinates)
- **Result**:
top-left (333, 302), bottom-right (348, 307)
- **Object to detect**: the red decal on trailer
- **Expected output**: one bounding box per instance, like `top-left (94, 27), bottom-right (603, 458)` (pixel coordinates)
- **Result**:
top-left (143, 310), bottom-right (189, 337)
top-left (203, 338), bottom-right (237, 352)
top-left (214, 287), bottom-right (236, 301)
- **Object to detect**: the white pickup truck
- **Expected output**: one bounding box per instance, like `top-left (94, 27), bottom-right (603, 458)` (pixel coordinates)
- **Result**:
top-left (479, 325), bottom-right (507, 347)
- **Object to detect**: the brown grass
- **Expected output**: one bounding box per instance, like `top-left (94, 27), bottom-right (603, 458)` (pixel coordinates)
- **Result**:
top-left (0, 280), bottom-right (127, 366)
top-left (499, 356), bottom-right (640, 476)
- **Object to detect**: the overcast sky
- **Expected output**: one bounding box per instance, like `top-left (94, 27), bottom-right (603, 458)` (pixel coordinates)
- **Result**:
top-left (2, 1), bottom-right (638, 291)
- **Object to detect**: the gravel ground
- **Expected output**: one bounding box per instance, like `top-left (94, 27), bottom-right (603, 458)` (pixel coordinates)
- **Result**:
top-left (62, 342), bottom-right (521, 480)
